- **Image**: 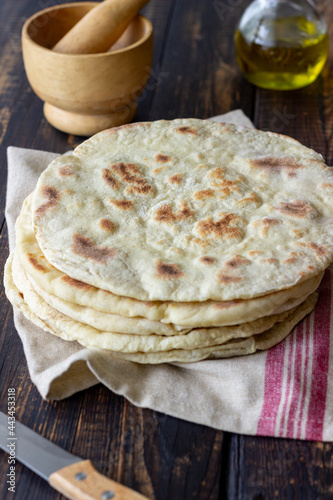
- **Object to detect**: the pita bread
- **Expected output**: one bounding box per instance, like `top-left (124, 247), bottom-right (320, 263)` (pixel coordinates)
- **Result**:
top-left (5, 253), bottom-right (318, 363)
top-left (31, 119), bottom-right (333, 301)
top-left (17, 194), bottom-right (323, 327)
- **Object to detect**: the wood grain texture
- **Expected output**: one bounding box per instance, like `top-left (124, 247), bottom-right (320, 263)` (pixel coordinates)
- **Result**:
top-left (224, 434), bottom-right (333, 499)
top-left (0, 1), bottom-right (333, 500)
top-left (146, 0), bottom-right (255, 122)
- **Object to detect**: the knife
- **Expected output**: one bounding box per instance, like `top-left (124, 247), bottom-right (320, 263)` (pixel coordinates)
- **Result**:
top-left (0, 411), bottom-right (149, 500)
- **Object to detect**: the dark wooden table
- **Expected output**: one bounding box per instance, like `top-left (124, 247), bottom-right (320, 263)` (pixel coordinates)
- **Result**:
top-left (1, 1), bottom-right (333, 498)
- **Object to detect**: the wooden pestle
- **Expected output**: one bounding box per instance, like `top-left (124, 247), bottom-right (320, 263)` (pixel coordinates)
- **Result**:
top-left (53, 0), bottom-right (150, 54)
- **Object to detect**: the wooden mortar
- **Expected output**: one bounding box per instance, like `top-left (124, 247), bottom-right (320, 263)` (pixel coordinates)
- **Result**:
top-left (21, 2), bottom-right (153, 136)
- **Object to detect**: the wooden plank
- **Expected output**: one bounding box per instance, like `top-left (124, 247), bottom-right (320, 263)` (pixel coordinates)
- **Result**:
top-left (226, 435), bottom-right (333, 499)
top-left (69, 395), bottom-right (225, 499)
top-left (136, 0), bottom-right (178, 121)
top-left (145, 0), bottom-right (255, 121)
top-left (320, 0), bottom-right (333, 166)
top-left (0, 1), bottom-right (225, 500)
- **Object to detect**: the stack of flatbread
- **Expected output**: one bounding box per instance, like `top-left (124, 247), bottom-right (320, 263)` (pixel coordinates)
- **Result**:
top-left (5, 119), bottom-right (333, 363)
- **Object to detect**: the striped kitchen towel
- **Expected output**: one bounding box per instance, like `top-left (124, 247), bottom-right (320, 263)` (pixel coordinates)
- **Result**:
top-left (257, 268), bottom-right (332, 441)
top-left (6, 110), bottom-right (333, 441)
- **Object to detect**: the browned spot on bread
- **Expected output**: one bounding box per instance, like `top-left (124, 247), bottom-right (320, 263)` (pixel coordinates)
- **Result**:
top-left (109, 199), bottom-right (133, 210)
top-left (72, 234), bottom-right (115, 263)
top-left (249, 250), bottom-right (262, 256)
top-left (216, 180), bottom-right (241, 195)
top-left (218, 273), bottom-right (242, 284)
top-left (321, 183), bottom-right (333, 189)
top-left (260, 258), bottom-right (279, 265)
top-left (102, 169), bottom-right (119, 189)
top-left (99, 219), bottom-right (115, 233)
top-left (194, 189), bottom-right (214, 200)
top-left (39, 255), bottom-right (56, 270)
top-left (58, 165), bottom-right (73, 176)
top-left (214, 299), bottom-right (242, 309)
top-left (259, 217), bottom-right (281, 236)
top-left (262, 218), bottom-right (280, 227)
top-left (219, 179), bottom-right (239, 188)
top-left (225, 256), bottom-right (250, 268)
top-left (169, 247), bottom-right (182, 255)
top-left (209, 167), bottom-right (226, 180)
top-left (208, 168), bottom-right (241, 194)
top-left (251, 156), bottom-right (304, 177)
top-left (219, 187), bottom-right (232, 198)
top-left (177, 126), bottom-right (198, 135)
top-left (127, 184), bottom-right (152, 195)
top-left (62, 275), bottom-right (92, 289)
top-left (292, 229), bottom-right (305, 239)
top-left (199, 256), bottom-right (215, 264)
top-left (27, 253), bottom-right (45, 272)
top-left (283, 257), bottom-right (298, 264)
top-left (169, 174), bottom-right (182, 184)
top-left (155, 204), bottom-right (176, 223)
top-left (156, 154), bottom-right (171, 163)
top-left (196, 214), bottom-right (243, 240)
top-left (153, 166), bottom-right (166, 175)
top-left (110, 162), bottom-right (152, 195)
top-left (178, 201), bottom-right (194, 219)
top-left (308, 242), bottom-right (329, 257)
top-left (193, 238), bottom-right (210, 248)
top-left (107, 123), bottom-right (142, 134)
top-left (35, 186), bottom-right (60, 217)
top-left (275, 200), bottom-right (315, 218)
top-left (155, 202), bottom-right (194, 224)
top-left (238, 192), bottom-right (261, 206)
top-left (19, 292), bottom-right (24, 299)
top-left (156, 261), bottom-right (184, 280)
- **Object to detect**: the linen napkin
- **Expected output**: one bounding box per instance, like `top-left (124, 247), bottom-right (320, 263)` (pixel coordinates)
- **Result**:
top-left (6, 110), bottom-right (333, 441)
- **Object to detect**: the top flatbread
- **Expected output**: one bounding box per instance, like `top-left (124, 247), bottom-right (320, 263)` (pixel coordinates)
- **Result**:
top-left (31, 119), bottom-right (333, 301)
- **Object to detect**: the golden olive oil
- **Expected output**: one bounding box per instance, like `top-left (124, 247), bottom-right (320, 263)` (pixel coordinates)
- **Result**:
top-left (235, 16), bottom-right (329, 90)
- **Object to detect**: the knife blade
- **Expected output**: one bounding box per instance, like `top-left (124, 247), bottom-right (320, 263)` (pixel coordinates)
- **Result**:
top-left (0, 411), bottom-right (149, 500)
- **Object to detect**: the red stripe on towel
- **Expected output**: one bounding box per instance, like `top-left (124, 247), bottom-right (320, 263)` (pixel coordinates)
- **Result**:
top-left (296, 316), bottom-right (311, 440)
top-left (256, 340), bottom-right (286, 436)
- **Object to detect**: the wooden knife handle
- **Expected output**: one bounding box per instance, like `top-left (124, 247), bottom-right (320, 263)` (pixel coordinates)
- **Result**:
top-left (49, 460), bottom-right (149, 500)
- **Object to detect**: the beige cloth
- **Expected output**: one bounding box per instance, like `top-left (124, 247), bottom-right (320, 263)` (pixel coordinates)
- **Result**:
top-left (5, 111), bottom-right (282, 434)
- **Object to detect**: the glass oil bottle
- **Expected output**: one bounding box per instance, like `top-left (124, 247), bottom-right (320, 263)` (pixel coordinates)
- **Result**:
top-left (234, 0), bottom-right (329, 90)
